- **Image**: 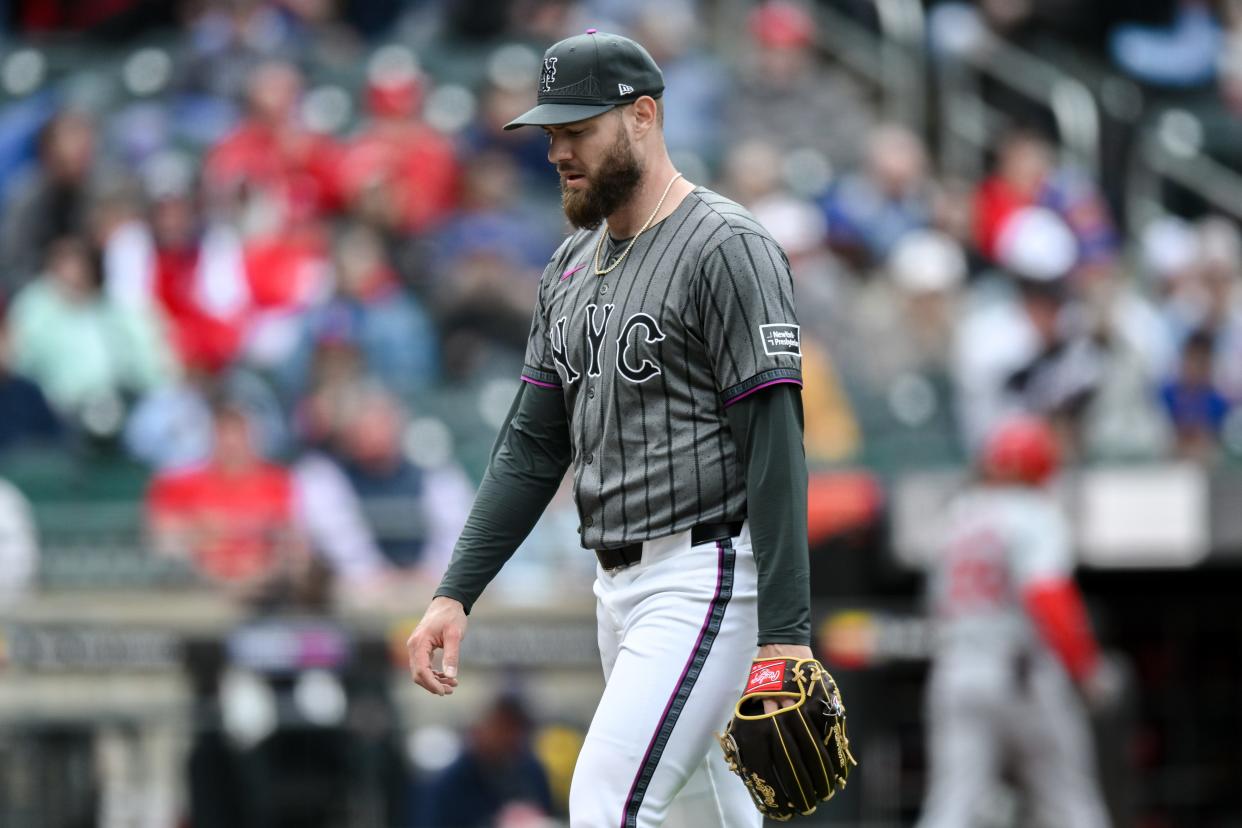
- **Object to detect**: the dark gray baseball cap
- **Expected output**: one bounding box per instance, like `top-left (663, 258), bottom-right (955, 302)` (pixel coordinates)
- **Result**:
top-left (504, 29), bottom-right (665, 130)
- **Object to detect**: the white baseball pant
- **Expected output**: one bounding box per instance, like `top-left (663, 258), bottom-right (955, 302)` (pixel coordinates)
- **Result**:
top-left (568, 523), bottom-right (763, 828)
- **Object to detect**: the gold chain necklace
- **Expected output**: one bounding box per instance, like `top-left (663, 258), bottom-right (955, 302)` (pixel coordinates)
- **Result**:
top-left (593, 172), bottom-right (684, 276)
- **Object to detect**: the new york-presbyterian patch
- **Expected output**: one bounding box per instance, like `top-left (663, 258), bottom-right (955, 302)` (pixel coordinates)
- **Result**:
top-left (759, 323), bottom-right (801, 357)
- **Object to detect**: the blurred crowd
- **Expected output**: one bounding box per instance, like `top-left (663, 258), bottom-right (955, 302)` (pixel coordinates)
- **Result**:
top-left (0, 0), bottom-right (1240, 609)
top-left (0, 1), bottom-right (1239, 826)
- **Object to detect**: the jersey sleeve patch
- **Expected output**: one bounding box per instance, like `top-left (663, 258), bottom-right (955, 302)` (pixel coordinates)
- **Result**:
top-left (759, 323), bottom-right (801, 357)
top-left (720, 368), bottom-right (803, 408)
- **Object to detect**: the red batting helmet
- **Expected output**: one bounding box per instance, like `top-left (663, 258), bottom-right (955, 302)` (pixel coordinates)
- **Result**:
top-left (981, 415), bottom-right (1060, 485)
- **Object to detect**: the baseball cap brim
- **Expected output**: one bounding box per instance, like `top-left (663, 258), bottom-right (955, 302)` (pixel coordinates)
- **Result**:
top-left (503, 101), bottom-right (619, 130)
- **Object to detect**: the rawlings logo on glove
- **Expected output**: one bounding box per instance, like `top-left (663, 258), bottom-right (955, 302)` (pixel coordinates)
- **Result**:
top-left (718, 657), bottom-right (857, 821)
top-left (747, 659), bottom-right (787, 693)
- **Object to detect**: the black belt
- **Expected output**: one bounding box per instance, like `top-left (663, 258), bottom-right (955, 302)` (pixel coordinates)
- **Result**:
top-left (594, 521), bottom-right (744, 572)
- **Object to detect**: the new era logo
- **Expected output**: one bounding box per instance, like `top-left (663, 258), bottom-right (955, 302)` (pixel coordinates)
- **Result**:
top-left (618, 83), bottom-right (634, 95)
top-left (759, 323), bottom-right (801, 357)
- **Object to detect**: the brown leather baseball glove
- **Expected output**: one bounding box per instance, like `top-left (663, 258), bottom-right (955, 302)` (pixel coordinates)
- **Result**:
top-left (717, 657), bottom-right (857, 820)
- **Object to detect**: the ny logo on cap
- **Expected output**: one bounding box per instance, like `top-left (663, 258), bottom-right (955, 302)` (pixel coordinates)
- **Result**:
top-left (541, 57), bottom-right (558, 92)
top-left (618, 83), bottom-right (634, 95)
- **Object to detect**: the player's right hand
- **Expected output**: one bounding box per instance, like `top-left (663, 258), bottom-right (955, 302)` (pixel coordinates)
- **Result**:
top-left (407, 596), bottom-right (468, 696)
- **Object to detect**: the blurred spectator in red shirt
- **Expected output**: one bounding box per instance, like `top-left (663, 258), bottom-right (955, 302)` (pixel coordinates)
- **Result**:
top-left (973, 130), bottom-right (1119, 273)
top-left (147, 399), bottom-right (308, 602)
top-left (339, 48), bottom-right (460, 236)
top-left (222, 182), bottom-right (332, 371)
top-left (146, 175), bottom-right (250, 374)
top-left (241, 247), bottom-right (332, 372)
top-left (205, 61), bottom-right (342, 224)
top-left (1, 111), bottom-right (96, 295)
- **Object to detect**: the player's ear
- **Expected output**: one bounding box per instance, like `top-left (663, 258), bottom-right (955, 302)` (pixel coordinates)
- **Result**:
top-left (628, 96), bottom-right (659, 139)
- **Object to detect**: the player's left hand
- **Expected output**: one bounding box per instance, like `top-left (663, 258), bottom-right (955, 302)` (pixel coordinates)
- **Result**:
top-left (756, 643), bottom-right (814, 714)
top-left (718, 652), bottom-right (856, 819)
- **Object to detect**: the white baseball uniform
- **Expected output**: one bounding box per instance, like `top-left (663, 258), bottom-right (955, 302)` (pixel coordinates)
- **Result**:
top-left (918, 486), bottom-right (1111, 828)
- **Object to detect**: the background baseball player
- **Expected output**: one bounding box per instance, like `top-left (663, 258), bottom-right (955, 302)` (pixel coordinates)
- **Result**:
top-left (918, 415), bottom-right (1112, 828)
top-left (406, 29), bottom-right (815, 827)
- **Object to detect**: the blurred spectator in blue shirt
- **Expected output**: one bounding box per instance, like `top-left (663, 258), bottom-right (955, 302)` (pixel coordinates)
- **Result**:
top-left (1162, 329), bottom-right (1232, 461)
top-left (126, 366), bottom-right (289, 472)
top-left (420, 693), bottom-right (554, 828)
top-left (820, 124), bottom-right (934, 268)
top-left (631, 1), bottom-right (728, 172)
top-left (1147, 217), bottom-right (1242, 401)
top-left (329, 386), bottom-right (470, 576)
top-left (0, 308), bottom-right (62, 454)
top-left (281, 223), bottom-right (439, 402)
top-left (1110, 0), bottom-right (1222, 90)
top-left (430, 150), bottom-right (558, 275)
top-left (181, 0), bottom-right (305, 104)
top-left (427, 151), bottom-right (555, 378)
top-left (461, 78), bottom-right (561, 193)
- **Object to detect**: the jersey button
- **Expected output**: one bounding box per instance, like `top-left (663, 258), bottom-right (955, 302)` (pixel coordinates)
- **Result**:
top-left (585, 516), bottom-right (594, 527)
top-left (588, 386), bottom-right (595, 399)
top-left (585, 453), bottom-right (594, 464)
top-left (600, 284), bottom-right (608, 294)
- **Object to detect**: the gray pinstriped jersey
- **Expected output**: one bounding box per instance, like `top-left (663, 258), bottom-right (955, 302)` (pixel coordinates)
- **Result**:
top-left (521, 187), bottom-right (802, 550)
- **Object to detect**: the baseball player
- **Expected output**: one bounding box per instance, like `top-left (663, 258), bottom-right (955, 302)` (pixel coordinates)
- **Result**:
top-left (406, 30), bottom-right (813, 827)
top-left (918, 416), bottom-right (1112, 828)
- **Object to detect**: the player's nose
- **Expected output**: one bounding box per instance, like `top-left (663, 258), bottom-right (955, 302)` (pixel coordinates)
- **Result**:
top-left (547, 133), bottom-right (573, 165)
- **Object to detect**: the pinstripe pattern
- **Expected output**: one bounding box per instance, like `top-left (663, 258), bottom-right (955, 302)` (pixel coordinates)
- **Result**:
top-left (522, 187), bottom-right (802, 549)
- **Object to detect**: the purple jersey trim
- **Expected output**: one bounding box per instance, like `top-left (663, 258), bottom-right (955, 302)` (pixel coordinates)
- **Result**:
top-left (520, 375), bottom-right (561, 390)
top-left (722, 377), bottom-right (803, 408)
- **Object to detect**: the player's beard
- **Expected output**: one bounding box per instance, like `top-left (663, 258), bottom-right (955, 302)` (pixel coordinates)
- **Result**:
top-left (560, 128), bottom-right (643, 231)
